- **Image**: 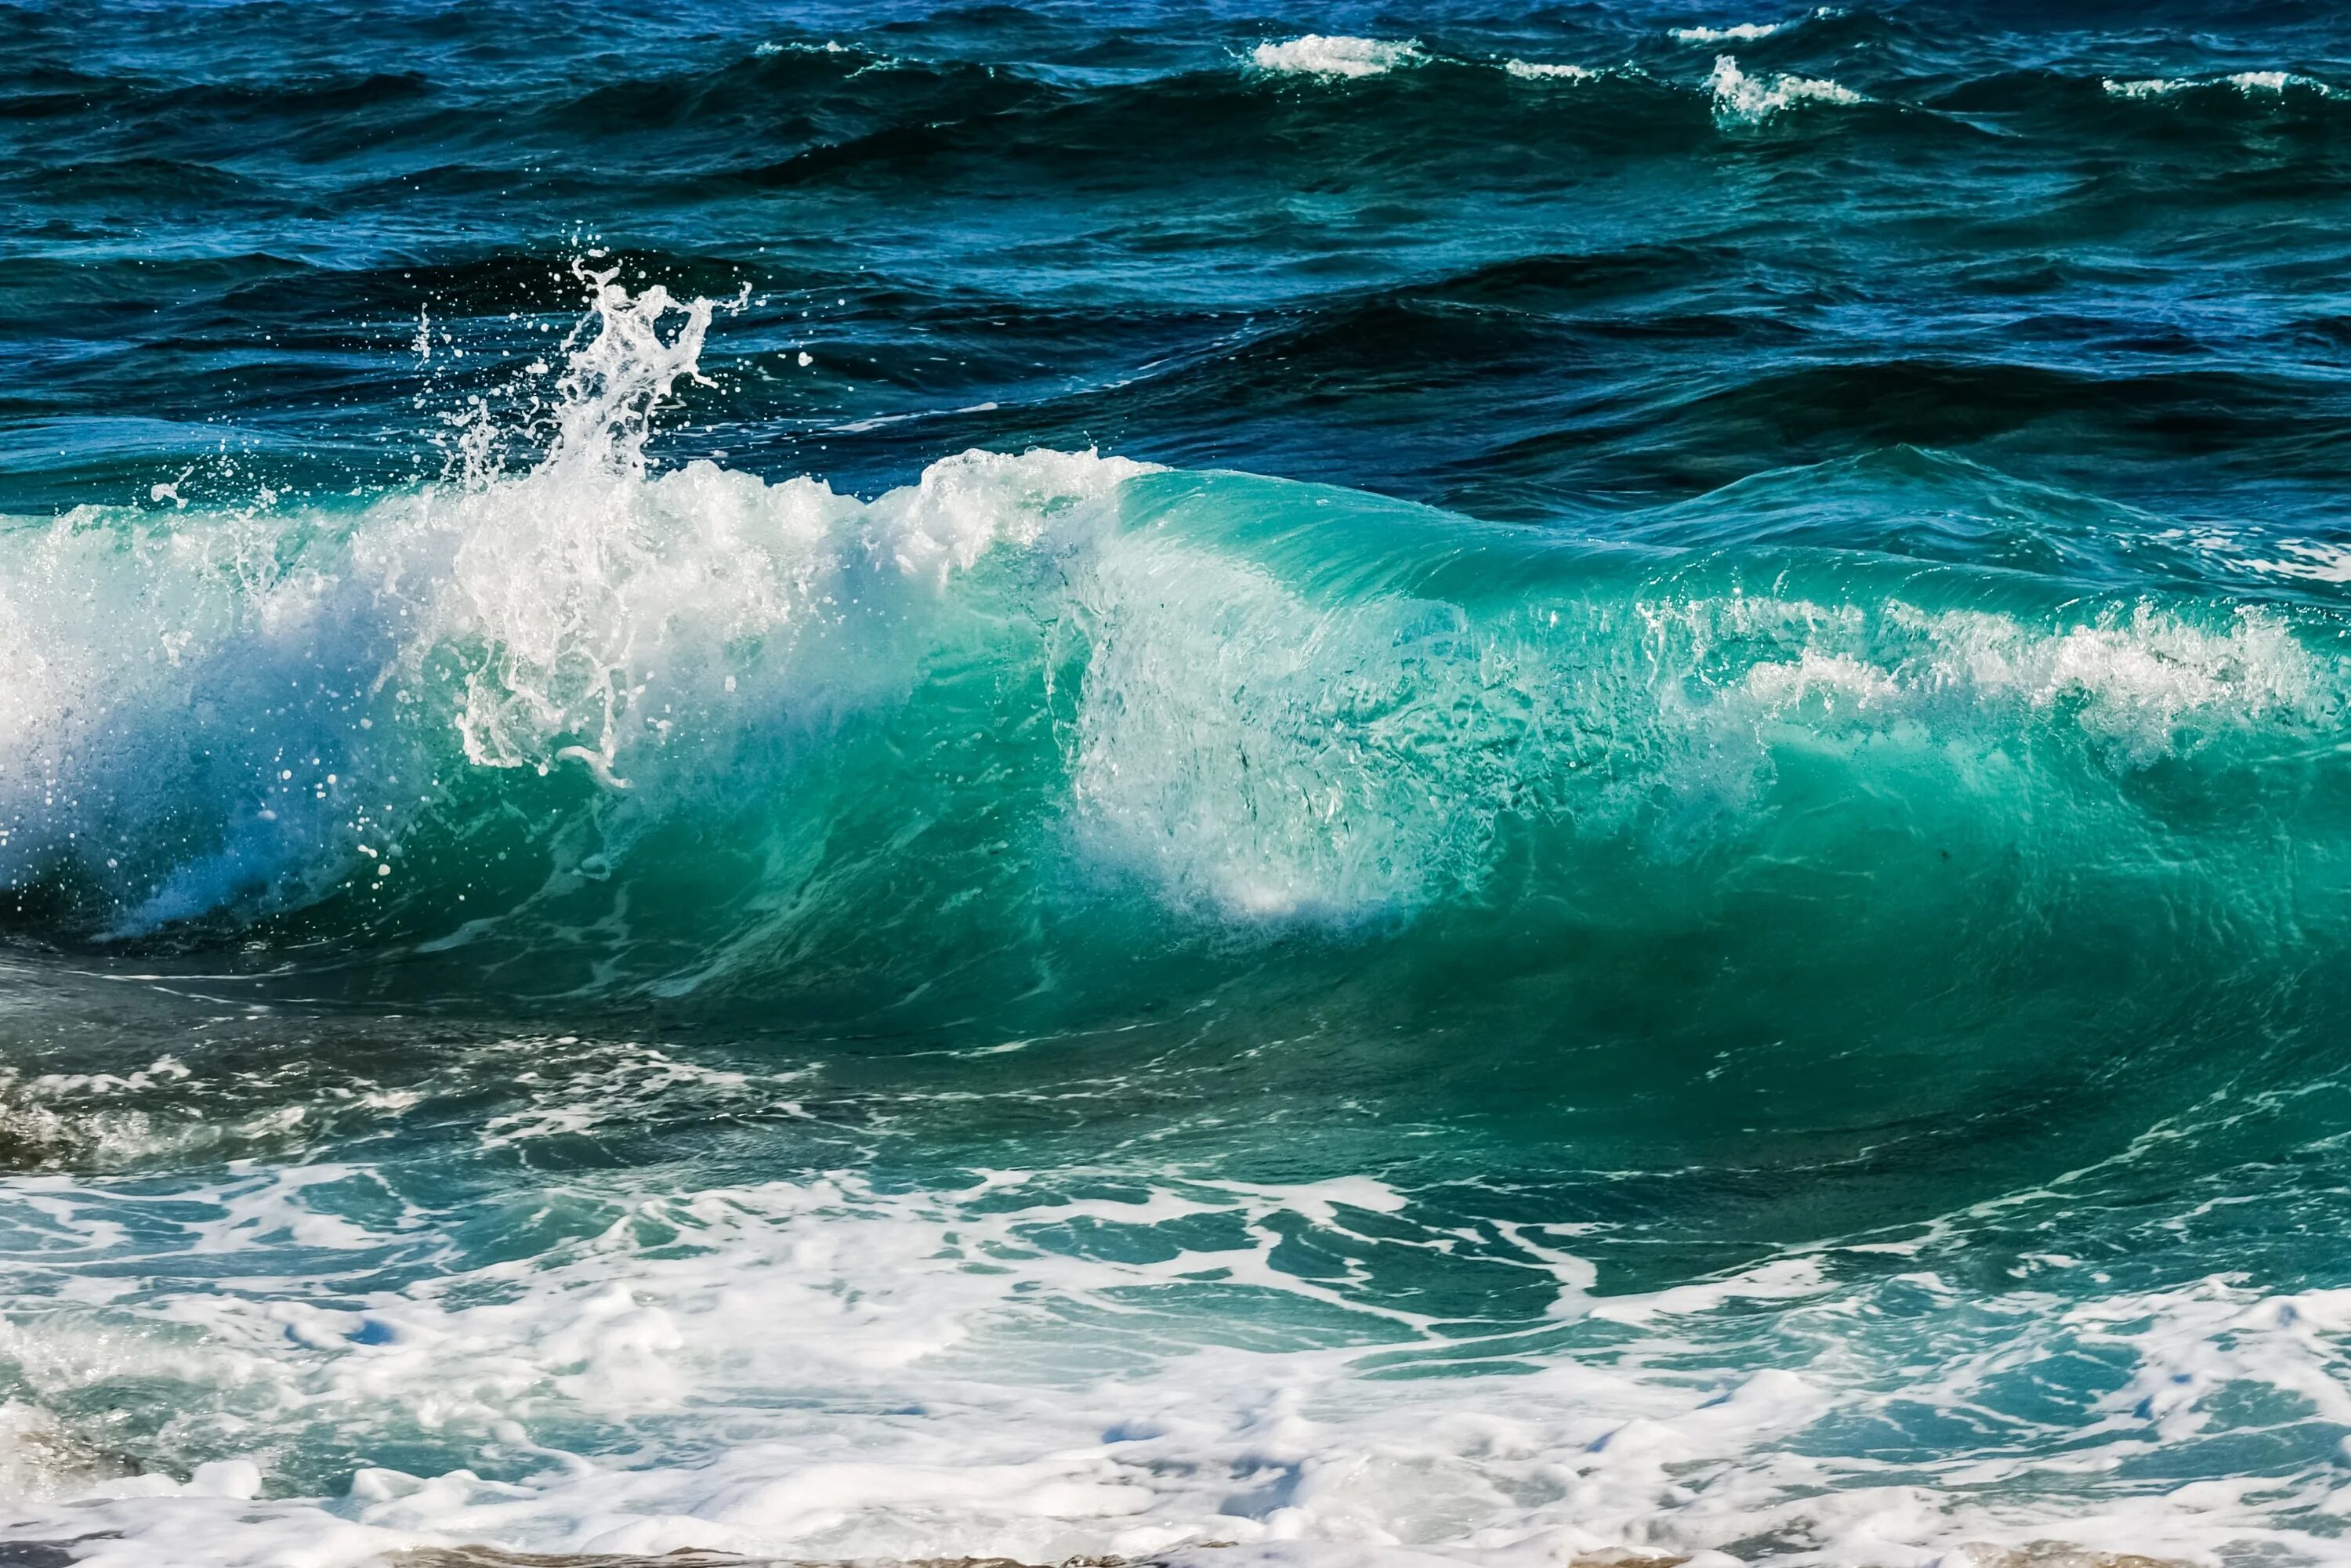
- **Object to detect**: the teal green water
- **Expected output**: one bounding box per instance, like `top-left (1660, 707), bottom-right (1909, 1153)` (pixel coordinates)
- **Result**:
top-left (11, 1), bottom-right (2351, 1562)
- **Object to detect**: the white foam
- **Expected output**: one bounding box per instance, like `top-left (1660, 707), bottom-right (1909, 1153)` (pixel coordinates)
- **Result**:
top-left (1503, 60), bottom-right (1598, 81)
top-left (0, 1014), bottom-right (2338, 1564)
top-left (1740, 649), bottom-right (1900, 713)
top-left (1672, 21), bottom-right (1784, 42)
top-left (1706, 53), bottom-right (1861, 123)
top-left (1640, 588), bottom-right (2325, 767)
top-left (1248, 36), bottom-right (1425, 79)
top-left (2104, 71), bottom-right (2335, 99)
top-left (5, 1158), bottom-right (2351, 1567)
top-left (1895, 601), bottom-right (2319, 764)
top-left (1670, 9), bottom-right (1833, 43)
top-left (1726, 599), bottom-right (2319, 764)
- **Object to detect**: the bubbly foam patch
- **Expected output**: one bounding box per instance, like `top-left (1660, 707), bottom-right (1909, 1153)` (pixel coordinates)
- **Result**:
top-left (1670, 9), bottom-right (1836, 43)
top-left (1248, 36), bottom-right (1425, 79)
top-left (1, 1148), bottom-right (2348, 1567)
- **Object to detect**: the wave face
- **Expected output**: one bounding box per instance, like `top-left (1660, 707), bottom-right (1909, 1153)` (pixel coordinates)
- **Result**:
top-left (15, 2), bottom-right (2351, 1566)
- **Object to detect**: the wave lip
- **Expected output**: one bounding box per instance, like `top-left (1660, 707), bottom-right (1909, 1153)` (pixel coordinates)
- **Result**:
top-left (1247, 35), bottom-right (1425, 79)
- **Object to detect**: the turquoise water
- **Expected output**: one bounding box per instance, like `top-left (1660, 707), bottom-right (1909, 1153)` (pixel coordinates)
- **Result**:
top-left (8, 2), bottom-right (2351, 1563)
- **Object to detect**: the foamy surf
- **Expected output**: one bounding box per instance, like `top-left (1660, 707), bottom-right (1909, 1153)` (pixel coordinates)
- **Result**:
top-left (1670, 20), bottom-right (1787, 43)
top-left (6, 1124), bottom-right (2351, 1568)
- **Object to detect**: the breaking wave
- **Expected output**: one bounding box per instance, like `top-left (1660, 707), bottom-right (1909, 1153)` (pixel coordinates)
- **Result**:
top-left (0, 270), bottom-right (2344, 1050)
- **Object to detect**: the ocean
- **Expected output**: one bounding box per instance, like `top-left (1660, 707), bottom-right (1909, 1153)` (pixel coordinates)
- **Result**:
top-left (4, 2), bottom-right (2351, 1563)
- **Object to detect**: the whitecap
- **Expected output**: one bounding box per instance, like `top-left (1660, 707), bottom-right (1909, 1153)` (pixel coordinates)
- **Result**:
top-left (1248, 34), bottom-right (1424, 79)
top-left (752, 40), bottom-right (849, 58)
top-left (2102, 76), bottom-right (2188, 99)
top-left (1672, 21), bottom-right (1784, 42)
top-left (1505, 59), bottom-right (1599, 81)
top-left (1707, 53), bottom-right (1861, 123)
top-left (2104, 70), bottom-right (2335, 99)
top-left (1670, 9), bottom-right (1832, 43)
top-left (0, 265), bottom-right (1156, 937)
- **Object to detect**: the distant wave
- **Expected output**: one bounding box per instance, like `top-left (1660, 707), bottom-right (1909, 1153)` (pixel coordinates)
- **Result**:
top-left (1668, 9), bottom-right (1832, 43)
top-left (1505, 59), bottom-right (1600, 81)
top-left (1672, 20), bottom-right (1786, 42)
top-left (1708, 53), bottom-right (1863, 121)
top-left (1248, 35), bottom-right (1425, 79)
top-left (2103, 70), bottom-right (2338, 99)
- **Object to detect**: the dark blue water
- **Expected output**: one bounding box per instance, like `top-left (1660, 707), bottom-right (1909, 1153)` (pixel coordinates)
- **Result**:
top-left (5, 4), bottom-right (2351, 1564)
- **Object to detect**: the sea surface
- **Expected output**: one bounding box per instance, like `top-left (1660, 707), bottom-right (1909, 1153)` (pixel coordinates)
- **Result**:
top-left (5, 2), bottom-right (2351, 1564)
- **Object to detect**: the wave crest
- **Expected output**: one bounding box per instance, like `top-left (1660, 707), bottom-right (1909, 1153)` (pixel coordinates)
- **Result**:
top-left (1248, 35), bottom-right (1425, 80)
top-left (1708, 54), bottom-right (1863, 123)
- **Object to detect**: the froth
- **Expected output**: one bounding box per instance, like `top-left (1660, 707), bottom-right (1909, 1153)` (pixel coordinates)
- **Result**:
top-left (1505, 60), bottom-right (1599, 81)
top-left (2104, 71), bottom-right (2337, 100)
top-left (1248, 36), bottom-right (1425, 79)
top-left (1706, 54), bottom-right (1861, 122)
top-left (3, 1157), bottom-right (2349, 1567)
top-left (1672, 21), bottom-right (1784, 42)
